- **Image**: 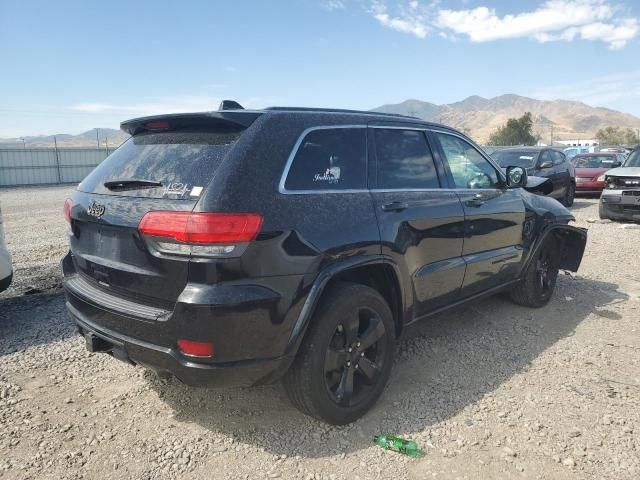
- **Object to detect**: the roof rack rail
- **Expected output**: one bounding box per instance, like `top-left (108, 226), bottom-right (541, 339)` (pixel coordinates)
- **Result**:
top-left (265, 106), bottom-right (421, 120)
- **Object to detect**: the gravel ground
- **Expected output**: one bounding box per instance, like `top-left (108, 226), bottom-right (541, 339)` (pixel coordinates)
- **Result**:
top-left (0, 185), bottom-right (639, 480)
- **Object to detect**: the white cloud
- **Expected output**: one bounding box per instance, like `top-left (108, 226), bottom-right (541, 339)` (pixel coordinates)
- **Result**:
top-left (320, 0), bottom-right (345, 11)
top-left (367, 1), bottom-right (639, 49)
top-left (368, 0), bottom-right (430, 38)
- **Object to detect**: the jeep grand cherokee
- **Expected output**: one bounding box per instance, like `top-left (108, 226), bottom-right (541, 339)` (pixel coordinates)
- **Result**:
top-left (62, 103), bottom-right (587, 424)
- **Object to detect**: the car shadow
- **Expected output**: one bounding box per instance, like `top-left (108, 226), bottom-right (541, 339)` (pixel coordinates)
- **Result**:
top-left (149, 275), bottom-right (628, 459)
top-left (569, 199), bottom-right (599, 210)
top-left (0, 292), bottom-right (74, 357)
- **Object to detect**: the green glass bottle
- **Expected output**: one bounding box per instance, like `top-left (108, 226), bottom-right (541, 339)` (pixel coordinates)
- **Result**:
top-left (373, 435), bottom-right (424, 458)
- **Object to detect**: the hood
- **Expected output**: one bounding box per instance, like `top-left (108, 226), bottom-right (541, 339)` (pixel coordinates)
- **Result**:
top-left (575, 167), bottom-right (609, 177)
top-left (604, 166), bottom-right (640, 177)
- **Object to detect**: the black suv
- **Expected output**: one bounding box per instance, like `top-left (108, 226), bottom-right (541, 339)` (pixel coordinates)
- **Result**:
top-left (490, 147), bottom-right (576, 206)
top-left (62, 104), bottom-right (587, 424)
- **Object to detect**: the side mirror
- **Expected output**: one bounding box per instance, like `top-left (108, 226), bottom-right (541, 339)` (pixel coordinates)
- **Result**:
top-left (612, 161), bottom-right (622, 167)
top-left (506, 165), bottom-right (527, 188)
top-left (539, 161), bottom-right (553, 169)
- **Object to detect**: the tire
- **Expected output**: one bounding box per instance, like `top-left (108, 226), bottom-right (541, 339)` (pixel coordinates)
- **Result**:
top-left (598, 201), bottom-right (608, 220)
top-left (509, 235), bottom-right (561, 308)
top-left (562, 182), bottom-right (575, 207)
top-left (283, 282), bottom-right (395, 425)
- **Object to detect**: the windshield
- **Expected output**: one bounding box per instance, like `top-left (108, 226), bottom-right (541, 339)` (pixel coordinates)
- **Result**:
top-left (572, 155), bottom-right (617, 168)
top-left (490, 150), bottom-right (538, 168)
top-left (78, 130), bottom-right (242, 198)
top-left (625, 150), bottom-right (640, 168)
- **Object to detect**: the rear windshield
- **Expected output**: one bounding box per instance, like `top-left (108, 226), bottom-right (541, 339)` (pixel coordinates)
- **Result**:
top-left (490, 150), bottom-right (539, 168)
top-left (78, 130), bottom-right (242, 198)
top-left (572, 155), bottom-right (616, 168)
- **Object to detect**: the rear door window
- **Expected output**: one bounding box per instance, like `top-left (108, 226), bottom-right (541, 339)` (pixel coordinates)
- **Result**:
top-left (373, 129), bottom-right (440, 189)
top-left (283, 128), bottom-right (367, 191)
top-left (78, 130), bottom-right (242, 199)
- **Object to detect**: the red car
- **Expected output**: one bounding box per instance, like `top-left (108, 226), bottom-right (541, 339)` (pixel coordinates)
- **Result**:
top-left (572, 153), bottom-right (625, 195)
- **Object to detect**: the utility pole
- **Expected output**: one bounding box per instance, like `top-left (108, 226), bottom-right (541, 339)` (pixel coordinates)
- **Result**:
top-left (550, 125), bottom-right (554, 146)
top-left (20, 138), bottom-right (26, 149)
top-left (53, 135), bottom-right (62, 183)
top-left (95, 128), bottom-right (100, 149)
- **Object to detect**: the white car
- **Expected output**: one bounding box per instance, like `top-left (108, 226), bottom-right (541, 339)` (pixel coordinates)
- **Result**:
top-left (0, 201), bottom-right (12, 293)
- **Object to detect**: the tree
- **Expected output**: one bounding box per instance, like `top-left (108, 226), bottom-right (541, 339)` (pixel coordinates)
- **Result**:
top-left (596, 126), bottom-right (640, 146)
top-left (488, 112), bottom-right (540, 146)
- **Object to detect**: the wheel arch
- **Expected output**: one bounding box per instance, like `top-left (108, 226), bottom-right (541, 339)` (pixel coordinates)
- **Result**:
top-left (284, 256), bottom-right (407, 358)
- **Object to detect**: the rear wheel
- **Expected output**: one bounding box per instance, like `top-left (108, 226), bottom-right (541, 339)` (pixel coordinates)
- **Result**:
top-left (509, 236), bottom-right (561, 308)
top-left (283, 282), bottom-right (395, 425)
top-left (562, 182), bottom-right (575, 207)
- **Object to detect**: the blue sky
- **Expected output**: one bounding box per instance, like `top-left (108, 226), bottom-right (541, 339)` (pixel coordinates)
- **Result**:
top-left (1, 0), bottom-right (640, 137)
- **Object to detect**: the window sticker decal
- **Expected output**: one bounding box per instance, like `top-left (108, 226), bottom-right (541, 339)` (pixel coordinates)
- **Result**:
top-left (313, 166), bottom-right (341, 184)
top-left (190, 186), bottom-right (203, 197)
top-left (164, 182), bottom-right (190, 197)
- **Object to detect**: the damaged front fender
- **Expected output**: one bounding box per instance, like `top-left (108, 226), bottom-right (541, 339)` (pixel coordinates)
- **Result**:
top-left (524, 224), bottom-right (588, 273)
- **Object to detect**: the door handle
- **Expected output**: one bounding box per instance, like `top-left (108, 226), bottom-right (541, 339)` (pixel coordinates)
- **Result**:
top-left (465, 193), bottom-right (485, 208)
top-left (382, 201), bottom-right (409, 212)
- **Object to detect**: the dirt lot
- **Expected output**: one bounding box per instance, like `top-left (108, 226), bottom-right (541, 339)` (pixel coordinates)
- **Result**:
top-left (0, 185), bottom-right (639, 480)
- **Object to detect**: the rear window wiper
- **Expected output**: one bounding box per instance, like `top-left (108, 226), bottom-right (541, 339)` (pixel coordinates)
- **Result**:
top-left (104, 179), bottom-right (163, 191)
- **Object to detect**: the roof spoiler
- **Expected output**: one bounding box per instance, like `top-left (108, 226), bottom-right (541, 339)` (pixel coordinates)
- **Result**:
top-left (120, 109), bottom-right (260, 136)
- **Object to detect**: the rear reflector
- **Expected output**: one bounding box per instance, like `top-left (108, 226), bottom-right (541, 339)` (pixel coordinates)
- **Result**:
top-left (138, 212), bottom-right (263, 244)
top-left (177, 339), bottom-right (214, 358)
top-left (64, 198), bottom-right (72, 223)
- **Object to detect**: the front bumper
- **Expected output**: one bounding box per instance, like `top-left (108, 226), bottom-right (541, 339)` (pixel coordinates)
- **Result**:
top-left (600, 189), bottom-right (640, 221)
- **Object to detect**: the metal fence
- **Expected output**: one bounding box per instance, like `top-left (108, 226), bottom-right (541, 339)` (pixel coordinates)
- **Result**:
top-left (0, 148), bottom-right (113, 186)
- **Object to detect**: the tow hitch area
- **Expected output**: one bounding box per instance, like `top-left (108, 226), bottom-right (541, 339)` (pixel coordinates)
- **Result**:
top-left (83, 331), bottom-right (132, 363)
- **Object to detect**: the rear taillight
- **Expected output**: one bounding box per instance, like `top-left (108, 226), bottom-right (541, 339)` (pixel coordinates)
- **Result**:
top-left (64, 198), bottom-right (72, 223)
top-left (138, 212), bottom-right (263, 257)
top-left (177, 339), bottom-right (214, 358)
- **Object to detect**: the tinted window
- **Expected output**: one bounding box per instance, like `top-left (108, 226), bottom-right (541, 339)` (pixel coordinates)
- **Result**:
top-left (78, 130), bottom-right (242, 199)
top-left (539, 150), bottom-right (553, 166)
top-left (436, 133), bottom-right (500, 189)
top-left (374, 129), bottom-right (440, 189)
top-left (552, 151), bottom-right (565, 165)
top-left (491, 150), bottom-right (538, 168)
top-left (284, 128), bottom-right (366, 191)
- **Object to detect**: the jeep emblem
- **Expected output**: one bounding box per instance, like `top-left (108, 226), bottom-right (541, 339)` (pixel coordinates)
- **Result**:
top-left (86, 201), bottom-right (106, 218)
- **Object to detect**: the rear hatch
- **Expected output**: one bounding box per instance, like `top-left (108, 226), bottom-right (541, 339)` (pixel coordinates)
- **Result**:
top-left (68, 123), bottom-right (248, 308)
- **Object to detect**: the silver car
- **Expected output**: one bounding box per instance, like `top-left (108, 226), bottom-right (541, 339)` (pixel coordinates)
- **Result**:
top-left (599, 148), bottom-right (640, 222)
top-left (0, 201), bottom-right (12, 293)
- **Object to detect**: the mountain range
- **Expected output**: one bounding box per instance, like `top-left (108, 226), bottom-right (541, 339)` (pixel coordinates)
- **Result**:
top-left (373, 94), bottom-right (640, 143)
top-left (0, 128), bottom-right (129, 148)
top-left (2, 94), bottom-right (640, 147)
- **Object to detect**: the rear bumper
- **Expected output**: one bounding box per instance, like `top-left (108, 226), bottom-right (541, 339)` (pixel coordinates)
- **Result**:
top-left (61, 252), bottom-right (306, 387)
top-left (68, 302), bottom-right (289, 387)
top-left (575, 181), bottom-right (605, 195)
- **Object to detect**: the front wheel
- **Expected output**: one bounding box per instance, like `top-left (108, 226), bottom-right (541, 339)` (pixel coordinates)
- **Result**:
top-left (509, 236), bottom-right (561, 308)
top-left (283, 282), bottom-right (395, 425)
top-left (562, 182), bottom-right (575, 207)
